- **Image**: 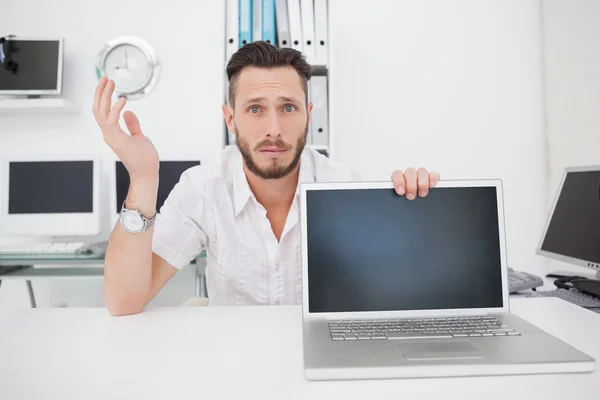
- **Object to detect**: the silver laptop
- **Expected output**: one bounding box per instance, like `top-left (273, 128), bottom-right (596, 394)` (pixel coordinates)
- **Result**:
top-left (299, 179), bottom-right (595, 381)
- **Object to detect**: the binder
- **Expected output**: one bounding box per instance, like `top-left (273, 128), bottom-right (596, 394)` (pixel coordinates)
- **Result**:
top-left (307, 78), bottom-right (313, 145)
top-left (253, 0), bottom-right (262, 42)
top-left (226, 0), bottom-right (239, 61)
top-left (239, 0), bottom-right (252, 46)
top-left (224, 78), bottom-right (237, 145)
top-left (286, 0), bottom-right (303, 54)
top-left (274, 0), bottom-right (290, 47)
top-left (262, 0), bottom-right (276, 45)
top-left (300, 0), bottom-right (315, 64)
top-left (313, 0), bottom-right (328, 65)
top-left (309, 76), bottom-right (328, 146)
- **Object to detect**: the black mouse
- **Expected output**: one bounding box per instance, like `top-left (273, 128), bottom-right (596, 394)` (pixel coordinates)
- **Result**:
top-left (570, 279), bottom-right (600, 298)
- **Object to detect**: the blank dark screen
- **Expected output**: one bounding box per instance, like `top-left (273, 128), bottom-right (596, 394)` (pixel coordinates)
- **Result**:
top-left (9, 161), bottom-right (93, 214)
top-left (115, 160), bottom-right (200, 212)
top-left (0, 40), bottom-right (60, 90)
top-left (306, 186), bottom-right (504, 313)
top-left (540, 171), bottom-right (600, 263)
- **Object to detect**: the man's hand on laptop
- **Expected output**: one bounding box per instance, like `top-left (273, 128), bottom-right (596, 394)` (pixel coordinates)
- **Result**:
top-left (391, 168), bottom-right (440, 200)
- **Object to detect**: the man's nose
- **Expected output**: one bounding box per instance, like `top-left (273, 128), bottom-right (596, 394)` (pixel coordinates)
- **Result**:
top-left (264, 112), bottom-right (282, 137)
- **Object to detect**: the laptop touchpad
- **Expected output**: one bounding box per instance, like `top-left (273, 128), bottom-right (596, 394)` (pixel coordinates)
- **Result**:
top-left (399, 342), bottom-right (484, 361)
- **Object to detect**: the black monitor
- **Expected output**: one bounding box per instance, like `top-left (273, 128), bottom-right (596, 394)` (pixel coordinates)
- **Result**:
top-left (538, 166), bottom-right (600, 278)
top-left (113, 159), bottom-right (201, 217)
top-left (0, 37), bottom-right (64, 95)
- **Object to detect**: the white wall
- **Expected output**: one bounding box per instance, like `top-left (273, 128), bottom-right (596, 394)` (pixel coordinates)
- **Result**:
top-left (542, 0), bottom-right (600, 196)
top-left (540, 0), bottom-right (600, 275)
top-left (329, 0), bottom-right (549, 277)
top-left (1, 0), bottom-right (553, 308)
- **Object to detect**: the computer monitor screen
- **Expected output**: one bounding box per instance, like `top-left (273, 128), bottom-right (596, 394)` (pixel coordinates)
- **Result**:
top-left (302, 181), bottom-right (505, 314)
top-left (0, 37), bottom-right (63, 95)
top-left (113, 159), bottom-right (201, 219)
top-left (1, 157), bottom-right (100, 236)
top-left (538, 167), bottom-right (600, 272)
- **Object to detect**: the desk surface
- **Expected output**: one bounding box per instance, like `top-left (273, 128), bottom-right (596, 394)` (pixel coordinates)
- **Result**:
top-left (0, 298), bottom-right (599, 400)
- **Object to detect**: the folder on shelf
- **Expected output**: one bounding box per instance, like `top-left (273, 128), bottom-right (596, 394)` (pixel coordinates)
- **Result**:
top-left (226, 0), bottom-right (239, 60)
top-left (253, 0), bottom-right (262, 42)
top-left (275, 0), bottom-right (290, 47)
top-left (309, 76), bottom-right (328, 146)
top-left (287, 0), bottom-right (303, 54)
top-left (262, 0), bottom-right (276, 45)
top-left (313, 0), bottom-right (328, 66)
top-left (224, 78), bottom-right (237, 145)
top-left (307, 77), bottom-right (314, 145)
top-left (299, 0), bottom-right (315, 64)
top-left (239, 0), bottom-right (252, 46)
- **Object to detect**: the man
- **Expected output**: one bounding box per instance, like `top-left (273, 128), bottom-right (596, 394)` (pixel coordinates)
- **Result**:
top-left (93, 41), bottom-right (440, 316)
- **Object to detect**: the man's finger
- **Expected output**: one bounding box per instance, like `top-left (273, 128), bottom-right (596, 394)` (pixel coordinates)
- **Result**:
top-left (404, 168), bottom-right (417, 200)
top-left (99, 79), bottom-right (115, 119)
top-left (429, 171), bottom-right (440, 188)
top-left (417, 168), bottom-right (429, 197)
top-left (92, 76), bottom-right (107, 118)
top-left (107, 97), bottom-right (126, 125)
top-left (391, 170), bottom-right (405, 195)
top-left (124, 111), bottom-right (143, 136)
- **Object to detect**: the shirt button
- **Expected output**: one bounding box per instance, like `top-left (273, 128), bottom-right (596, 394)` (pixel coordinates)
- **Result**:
top-left (275, 263), bottom-right (281, 272)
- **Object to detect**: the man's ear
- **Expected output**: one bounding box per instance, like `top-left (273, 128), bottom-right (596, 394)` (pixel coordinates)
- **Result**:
top-left (307, 101), bottom-right (313, 125)
top-left (222, 104), bottom-right (237, 134)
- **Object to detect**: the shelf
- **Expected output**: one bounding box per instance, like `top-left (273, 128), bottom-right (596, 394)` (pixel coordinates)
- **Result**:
top-left (0, 98), bottom-right (79, 114)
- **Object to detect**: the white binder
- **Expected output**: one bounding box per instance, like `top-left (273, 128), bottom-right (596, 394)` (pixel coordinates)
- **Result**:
top-left (313, 0), bottom-right (328, 66)
top-left (307, 77), bottom-right (314, 145)
top-left (275, 0), bottom-right (290, 47)
top-left (287, 0), bottom-right (303, 54)
top-left (299, 0), bottom-right (315, 64)
top-left (309, 76), bottom-right (328, 146)
top-left (224, 78), bottom-right (236, 145)
top-left (225, 0), bottom-right (239, 61)
top-left (253, 0), bottom-right (262, 42)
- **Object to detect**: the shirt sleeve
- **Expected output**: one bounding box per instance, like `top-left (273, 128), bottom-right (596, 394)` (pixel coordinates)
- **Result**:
top-left (151, 169), bottom-right (209, 270)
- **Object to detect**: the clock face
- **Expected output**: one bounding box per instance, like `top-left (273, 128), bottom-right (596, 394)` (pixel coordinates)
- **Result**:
top-left (103, 44), bottom-right (152, 94)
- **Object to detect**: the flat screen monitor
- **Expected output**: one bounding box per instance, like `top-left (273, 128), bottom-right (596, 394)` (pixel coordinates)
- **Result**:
top-left (110, 158), bottom-right (201, 224)
top-left (537, 166), bottom-right (600, 276)
top-left (0, 36), bottom-right (64, 95)
top-left (1, 156), bottom-right (100, 236)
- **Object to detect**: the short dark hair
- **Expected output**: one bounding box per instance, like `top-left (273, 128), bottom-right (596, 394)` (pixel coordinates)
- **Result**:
top-left (226, 41), bottom-right (312, 108)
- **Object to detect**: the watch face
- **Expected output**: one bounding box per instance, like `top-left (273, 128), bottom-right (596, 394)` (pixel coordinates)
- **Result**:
top-left (103, 43), bottom-right (152, 94)
top-left (121, 210), bottom-right (144, 233)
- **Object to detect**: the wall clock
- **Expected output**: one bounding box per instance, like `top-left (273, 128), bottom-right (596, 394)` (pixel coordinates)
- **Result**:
top-left (96, 35), bottom-right (160, 100)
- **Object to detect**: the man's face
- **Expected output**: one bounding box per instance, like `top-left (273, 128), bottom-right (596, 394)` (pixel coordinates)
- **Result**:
top-left (223, 66), bottom-right (311, 180)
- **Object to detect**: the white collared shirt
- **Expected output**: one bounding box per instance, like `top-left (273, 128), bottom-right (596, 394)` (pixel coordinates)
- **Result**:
top-left (151, 146), bottom-right (361, 306)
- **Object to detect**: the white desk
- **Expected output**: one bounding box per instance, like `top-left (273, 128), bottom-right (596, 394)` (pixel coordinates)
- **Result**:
top-left (0, 297), bottom-right (598, 400)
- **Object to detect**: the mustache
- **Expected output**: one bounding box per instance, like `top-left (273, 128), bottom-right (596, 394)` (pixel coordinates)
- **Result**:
top-left (254, 138), bottom-right (291, 151)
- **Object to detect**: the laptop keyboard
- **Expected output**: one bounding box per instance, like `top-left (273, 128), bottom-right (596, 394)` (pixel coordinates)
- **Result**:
top-left (328, 316), bottom-right (520, 341)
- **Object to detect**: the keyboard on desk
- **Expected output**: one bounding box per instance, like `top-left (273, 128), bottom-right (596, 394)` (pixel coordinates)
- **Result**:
top-left (526, 288), bottom-right (600, 314)
top-left (0, 242), bottom-right (85, 255)
top-left (328, 316), bottom-right (521, 341)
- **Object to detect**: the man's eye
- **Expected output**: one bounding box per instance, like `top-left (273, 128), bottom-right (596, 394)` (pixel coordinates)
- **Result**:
top-left (250, 106), bottom-right (260, 113)
top-left (284, 105), bottom-right (295, 112)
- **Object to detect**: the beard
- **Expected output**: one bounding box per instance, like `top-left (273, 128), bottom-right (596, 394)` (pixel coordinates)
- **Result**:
top-left (236, 122), bottom-right (308, 180)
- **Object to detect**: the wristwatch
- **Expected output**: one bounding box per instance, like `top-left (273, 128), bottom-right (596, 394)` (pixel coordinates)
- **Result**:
top-left (119, 201), bottom-right (157, 233)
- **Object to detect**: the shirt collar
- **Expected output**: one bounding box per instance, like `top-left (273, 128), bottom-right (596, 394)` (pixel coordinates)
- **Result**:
top-left (231, 146), bottom-right (316, 216)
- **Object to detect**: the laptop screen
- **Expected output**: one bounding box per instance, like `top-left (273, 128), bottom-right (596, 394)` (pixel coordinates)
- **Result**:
top-left (305, 185), bottom-right (504, 313)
